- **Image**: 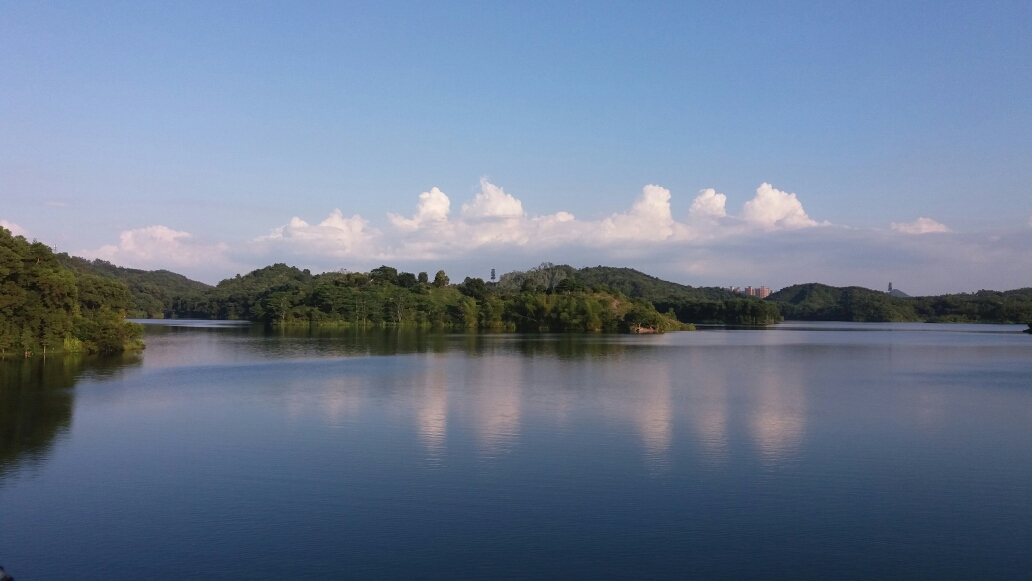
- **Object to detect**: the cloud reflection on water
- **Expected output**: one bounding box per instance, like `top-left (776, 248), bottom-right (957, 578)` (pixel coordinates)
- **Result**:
top-left (750, 365), bottom-right (807, 464)
top-left (417, 367), bottom-right (448, 458)
top-left (467, 356), bottom-right (523, 455)
top-left (685, 362), bottom-right (729, 464)
top-left (632, 364), bottom-right (674, 470)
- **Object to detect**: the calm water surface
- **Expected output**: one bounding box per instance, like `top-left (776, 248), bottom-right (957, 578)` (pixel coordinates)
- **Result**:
top-left (1, 322), bottom-right (1031, 580)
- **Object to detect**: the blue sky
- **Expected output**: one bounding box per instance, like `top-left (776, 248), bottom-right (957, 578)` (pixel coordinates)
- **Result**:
top-left (2, 1), bottom-right (1031, 292)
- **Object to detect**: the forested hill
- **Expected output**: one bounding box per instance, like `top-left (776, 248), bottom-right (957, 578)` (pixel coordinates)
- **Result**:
top-left (166, 264), bottom-right (689, 333)
top-left (570, 266), bottom-right (781, 325)
top-left (492, 264), bottom-right (780, 325)
top-left (572, 266), bottom-right (738, 302)
top-left (52, 260), bottom-right (781, 326)
top-left (57, 254), bottom-right (211, 318)
top-left (768, 283), bottom-right (1032, 323)
top-left (32, 251), bottom-right (1032, 326)
top-left (1, 227), bottom-right (143, 356)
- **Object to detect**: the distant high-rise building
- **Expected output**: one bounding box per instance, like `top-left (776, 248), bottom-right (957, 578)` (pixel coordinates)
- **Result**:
top-left (491, 268), bottom-right (496, 282)
top-left (888, 282), bottom-right (893, 293)
top-left (741, 286), bottom-right (770, 298)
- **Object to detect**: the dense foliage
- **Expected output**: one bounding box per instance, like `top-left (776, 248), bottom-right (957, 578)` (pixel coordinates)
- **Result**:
top-left (655, 298), bottom-right (783, 325)
top-left (499, 264), bottom-right (778, 325)
top-left (32, 249), bottom-right (1032, 330)
top-left (57, 254), bottom-right (211, 318)
top-left (768, 283), bottom-right (1032, 323)
top-left (573, 266), bottom-right (740, 302)
top-left (164, 263), bottom-right (688, 333)
top-left (0, 227), bottom-right (143, 356)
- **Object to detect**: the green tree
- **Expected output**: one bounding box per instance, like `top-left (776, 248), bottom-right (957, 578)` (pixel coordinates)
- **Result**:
top-left (432, 270), bottom-right (449, 288)
top-left (370, 266), bottom-right (399, 285)
top-left (458, 277), bottom-right (489, 301)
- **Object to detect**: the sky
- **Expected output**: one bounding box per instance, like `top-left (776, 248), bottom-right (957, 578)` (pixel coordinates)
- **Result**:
top-left (1, 1), bottom-right (1030, 294)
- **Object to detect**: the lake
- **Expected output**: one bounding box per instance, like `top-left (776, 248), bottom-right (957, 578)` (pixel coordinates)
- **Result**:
top-left (1, 321), bottom-right (1031, 580)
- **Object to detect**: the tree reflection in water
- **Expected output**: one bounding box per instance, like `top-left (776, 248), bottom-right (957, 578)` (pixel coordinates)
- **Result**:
top-left (0, 354), bottom-right (140, 479)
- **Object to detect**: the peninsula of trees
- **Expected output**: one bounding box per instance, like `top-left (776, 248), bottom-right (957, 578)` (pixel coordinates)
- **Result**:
top-left (0, 227), bottom-right (143, 357)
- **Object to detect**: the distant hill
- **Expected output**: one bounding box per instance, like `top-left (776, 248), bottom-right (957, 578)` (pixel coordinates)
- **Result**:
top-left (56, 254), bottom-right (211, 318)
top-left (142, 263), bottom-right (689, 332)
top-left (889, 288), bottom-right (911, 298)
top-left (572, 266), bottom-right (739, 302)
top-left (569, 266), bottom-right (782, 324)
top-left (768, 283), bottom-right (1032, 323)
top-left (73, 260), bottom-right (783, 325)
top-left (767, 283), bottom-right (919, 322)
top-left (168, 263), bottom-right (314, 320)
top-left (52, 255), bottom-right (1032, 326)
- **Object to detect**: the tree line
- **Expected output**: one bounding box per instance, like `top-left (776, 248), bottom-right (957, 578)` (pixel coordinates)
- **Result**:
top-left (162, 263), bottom-right (690, 333)
top-left (1, 227), bottom-right (144, 357)
top-left (19, 228), bottom-right (1029, 334)
top-left (56, 253), bottom-right (211, 318)
top-left (496, 264), bottom-right (782, 325)
top-left (768, 283), bottom-right (1032, 323)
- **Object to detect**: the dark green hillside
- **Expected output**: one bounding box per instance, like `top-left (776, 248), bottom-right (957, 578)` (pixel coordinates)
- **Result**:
top-left (768, 283), bottom-right (1032, 324)
top-left (573, 267), bottom-right (780, 325)
top-left (57, 254), bottom-right (210, 318)
top-left (573, 266), bottom-right (738, 302)
top-left (909, 288), bottom-right (1032, 323)
top-left (169, 263), bottom-right (314, 320)
top-left (1, 227), bottom-right (143, 356)
top-left (658, 298), bottom-right (783, 325)
top-left (767, 283), bottom-right (920, 322)
top-left (44, 251), bottom-right (1032, 328)
top-left (498, 264), bottom-right (780, 325)
top-left (164, 264), bottom-right (688, 333)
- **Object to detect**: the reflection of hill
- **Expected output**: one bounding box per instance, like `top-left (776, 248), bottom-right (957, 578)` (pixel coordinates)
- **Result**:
top-left (221, 326), bottom-right (645, 361)
top-left (0, 354), bottom-right (140, 478)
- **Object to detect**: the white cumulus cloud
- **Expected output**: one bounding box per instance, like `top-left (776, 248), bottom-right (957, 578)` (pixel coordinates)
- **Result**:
top-left (1, 220), bottom-right (28, 237)
top-left (891, 217), bottom-right (950, 234)
top-left (254, 210), bottom-right (380, 259)
top-left (460, 178), bottom-right (524, 219)
top-left (742, 183), bottom-right (818, 230)
top-left (388, 187), bottom-right (451, 231)
top-left (688, 188), bottom-right (727, 220)
top-left (74, 179), bottom-right (1032, 294)
top-left (594, 184), bottom-right (682, 242)
top-left (83, 225), bottom-right (229, 269)
top-left (248, 180), bottom-right (825, 267)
